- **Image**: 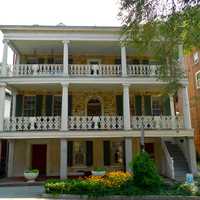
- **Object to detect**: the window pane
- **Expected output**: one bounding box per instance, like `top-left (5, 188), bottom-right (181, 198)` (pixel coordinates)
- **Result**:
top-left (53, 96), bottom-right (62, 116)
top-left (23, 96), bottom-right (36, 116)
top-left (111, 141), bottom-right (123, 165)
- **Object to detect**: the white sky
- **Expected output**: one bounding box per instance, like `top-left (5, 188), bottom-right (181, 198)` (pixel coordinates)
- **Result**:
top-left (0, 0), bottom-right (121, 63)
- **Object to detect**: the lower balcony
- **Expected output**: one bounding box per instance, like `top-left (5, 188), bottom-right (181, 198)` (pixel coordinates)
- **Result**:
top-left (3, 115), bottom-right (184, 131)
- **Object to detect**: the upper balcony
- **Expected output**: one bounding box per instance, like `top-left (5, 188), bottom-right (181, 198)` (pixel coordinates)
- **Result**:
top-left (0, 39), bottom-right (160, 80)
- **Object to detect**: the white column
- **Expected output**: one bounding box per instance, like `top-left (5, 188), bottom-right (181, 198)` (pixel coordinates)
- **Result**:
top-left (63, 40), bottom-right (69, 75)
top-left (60, 139), bottom-right (68, 179)
top-left (187, 138), bottom-right (197, 174)
top-left (7, 140), bottom-right (15, 177)
top-left (125, 138), bottom-right (132, 172)
top-left (12, 91), bottom-right (16, 117)
top-left (15, 52), bottom-right (20, 65)
top-left (182, 85), bottom-right (191, 129)
top-left (123, 84), bottom-right (131, 130)
top-left (0, 83), bottom-right (6, 131)
top-left (61, 83), bottom-right (69, 131)
top-left (121, 46), bottom-right (127, 76)
top-left (169, 95), bottom-right (176, 129)
top-left (2, 39), bottom-right (9, 75)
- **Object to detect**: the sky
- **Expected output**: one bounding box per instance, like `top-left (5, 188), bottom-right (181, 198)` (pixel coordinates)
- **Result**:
top-left (0, 0), bottom-right (121, 63)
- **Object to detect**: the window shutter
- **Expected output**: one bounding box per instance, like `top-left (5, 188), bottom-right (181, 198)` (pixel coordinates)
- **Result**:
top-left (144, 95), bottom-right (152, 115)
top-left (36, 95), bottom-right (43, 116)
top-left (68, 95), bottom-right (72, 116)
top-left (69, 58), bottom-right (73, 64)
top-left (45, 95), bottom-right (53, 116)
top-left (115, 59), bottom-right (121, 64)
top-left (15, 95), bottom-right (23, 116)
top-left (135, 96), bottom-right (142, 115)
top-left (163, 96), bottom-right (171, 115)
top-left (103, 141), bottom-right (111, 166)
top-left (116, 95), bottom-right (123, 116)
top-left (86, 141), bottom-right (93, 166)
top-left (67, 141), bottom-right (73, 167)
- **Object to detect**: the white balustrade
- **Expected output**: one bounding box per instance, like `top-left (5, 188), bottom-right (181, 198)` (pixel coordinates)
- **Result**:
top-left (131, 116), bottom-right (184, 129)
top-left (68, 116), bottom-right (123, 130)
top-left (161, 140), bottom-right (175, 179)
top-left (4, 116), bottom-right (61, 131)
top-left (12, 64), bottom-right (63, 76)
top-left (128, 65), bottom-right (158, 77)
top-left (69, 64), bottom-right (121, 76)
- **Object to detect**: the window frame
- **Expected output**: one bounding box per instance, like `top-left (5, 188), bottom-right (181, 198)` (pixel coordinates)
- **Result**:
top-left (195, 70), bottom-right (200, 89)
top-left (23, 95), bottom-right (36, 116)
top-left (53, 95), bottom-right (62, 116)
top-left (193, 52), bottom-right (199, 65)
top-left (151, 96), bottom-right (162, 116)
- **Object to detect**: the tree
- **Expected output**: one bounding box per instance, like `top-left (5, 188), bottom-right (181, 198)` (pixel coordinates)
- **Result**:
top-left (119, 0), bottom-right (200, 95)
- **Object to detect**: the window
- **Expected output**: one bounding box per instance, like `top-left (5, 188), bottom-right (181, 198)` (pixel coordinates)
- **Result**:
top-left (152, 97), bottom-right (161, 116)
top-left (87, 59), bottom-right (101, 64)
top-left (193, 52), bottom-right (199, 64)
top-left (73, 141), bottom-right (86, 166)
top-left (23, 96), bottom-right (36, 116)
top-left (111, 141), bottom-right (123, 165)
top-left (53, 96), bottom-right (62, 116)
top-left (196, 71), bottom-right (200, 88)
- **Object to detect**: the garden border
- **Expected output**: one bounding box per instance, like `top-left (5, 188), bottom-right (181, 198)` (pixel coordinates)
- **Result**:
top-left (42, 194), bottom-right (200, 199)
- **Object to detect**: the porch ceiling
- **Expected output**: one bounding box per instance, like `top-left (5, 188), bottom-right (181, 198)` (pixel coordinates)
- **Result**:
top-left (11, 40), bottom-right (137, 56)
top-left (8, 83), bottom-right (167, 93)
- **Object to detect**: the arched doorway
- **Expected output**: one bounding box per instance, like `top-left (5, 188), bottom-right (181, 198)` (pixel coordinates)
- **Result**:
top-left (87, 98), bottom-right (102, 116)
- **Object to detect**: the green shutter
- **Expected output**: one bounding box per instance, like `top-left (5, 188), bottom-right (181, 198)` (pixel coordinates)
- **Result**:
top-left (163, 96), bottom-right (171, 115)
top-left (115, 59), bottom-right (121, 64)
top-left (15, 95), bottom-right (23, 116)
top-left (103, 141), bottom-right (111, 166)
top-left (36, 95), bottom-right (43, 116)
top-left (68, 141), bottom-right (73, 167)
top-left (86, 141), bottom-right (93, 166)
top-left (144, 95), bottom-right (152, 115)
top-left (135, 95), bottom-right (142, 115)
top-left (45, 95), bottom-right (53, 116)
top-left (116, 95), bottom-right (123, 116)
top-left (68, 95), bottom-right (72, 116)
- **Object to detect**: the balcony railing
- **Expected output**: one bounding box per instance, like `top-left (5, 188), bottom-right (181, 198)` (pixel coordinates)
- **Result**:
top-left (69, 64), bottom-right (121, 76)
top-left (4, 116), bottom-right (61, 131)
top-left (3, 115), bottom-right (184, 132)
top-left (12, 64), bottom-right (63, 76)
top-left (2, 64), bottom-right (159, 77)
top-left (128, 64), bottom-right (158, 77)
top-left (68, 116), bottom-right (124, 130)
top-left (131, 116), bottom-right (184, 130)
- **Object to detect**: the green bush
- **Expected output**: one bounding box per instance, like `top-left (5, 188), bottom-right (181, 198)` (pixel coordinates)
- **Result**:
top-left (177, 183), bottom-right (198, 196)
top-left (130, 151), bottom-right (163, 191)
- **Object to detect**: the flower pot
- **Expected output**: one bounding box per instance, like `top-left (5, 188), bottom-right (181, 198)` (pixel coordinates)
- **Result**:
top-left (24, 172), bottom-right (39, 182)
top-left (91, 171), bottom-right (106, 176)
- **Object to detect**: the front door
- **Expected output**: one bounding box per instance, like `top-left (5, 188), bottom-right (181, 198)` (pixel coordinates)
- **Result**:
top-left (31, 144), bottom-right (47, 176)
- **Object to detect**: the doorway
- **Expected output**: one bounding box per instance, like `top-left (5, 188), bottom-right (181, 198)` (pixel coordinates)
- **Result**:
top-left (31, 144), bottom-right (47, 176)
top-left (87, 98), bottom-right (102, 116)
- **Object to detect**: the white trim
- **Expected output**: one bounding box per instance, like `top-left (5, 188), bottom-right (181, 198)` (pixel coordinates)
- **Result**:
top-left (195, 70), bottom-right (200, 89)
top-left (0, 130), bottom-right (194, 139)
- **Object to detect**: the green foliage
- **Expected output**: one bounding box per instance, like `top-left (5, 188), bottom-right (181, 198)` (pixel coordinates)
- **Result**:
top-left (24, 169), bottom-right (39, 173)
top-left (93, 167), bottom-right (106, 171)
top-left (177, 183), bottom-right (198, 196)
top-left (119, 0), bottom-right (200, 95)
top-left (130, 152), bottom-right (163, 191)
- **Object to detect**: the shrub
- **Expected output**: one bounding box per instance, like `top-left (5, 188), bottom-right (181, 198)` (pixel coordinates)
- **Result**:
top-left (130, 151), bottom-right (163, 191)
top-left (177, 183), bottom-right (198, 196)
